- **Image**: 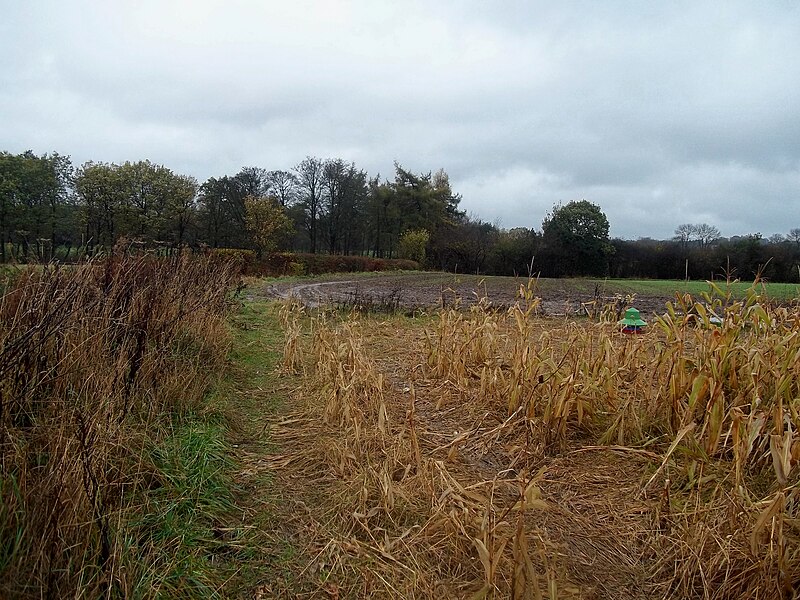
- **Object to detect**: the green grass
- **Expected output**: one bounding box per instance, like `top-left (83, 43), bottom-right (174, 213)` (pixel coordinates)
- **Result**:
top-left (120, 299), bottom-right (296, 598)
top-left (213, 300), bottom-right (303, 592)
top-left (225, 301), bottom-right (292, 437)
top-left (564, 279), bottom-right (800, 300)
top-left (471, 274), bottom-right (798, 300)
top-left (128, 417), bottom-right (242, 599)
top-left (587, 278), bottom-right (800, 301)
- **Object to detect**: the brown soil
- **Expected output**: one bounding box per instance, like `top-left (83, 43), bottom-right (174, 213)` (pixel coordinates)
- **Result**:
top-left (256, 273), bottom-right (672, 317)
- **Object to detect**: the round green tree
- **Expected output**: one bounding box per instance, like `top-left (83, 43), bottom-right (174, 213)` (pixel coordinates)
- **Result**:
top-left (542, 200), bottom-right (613, 276)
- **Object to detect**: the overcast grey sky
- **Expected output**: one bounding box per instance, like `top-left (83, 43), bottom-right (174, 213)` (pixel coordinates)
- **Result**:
top-left (1, 1), bottom-right (799, 239)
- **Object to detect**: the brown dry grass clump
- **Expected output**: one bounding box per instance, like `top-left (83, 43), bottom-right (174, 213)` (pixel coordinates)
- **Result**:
top-left (0, 254), bottom-right (237, 598)
top-left (268, 280), bottom-right (800, 599)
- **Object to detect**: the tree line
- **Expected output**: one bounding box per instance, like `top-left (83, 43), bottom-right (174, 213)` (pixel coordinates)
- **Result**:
top-left (0, 151), bottom-right (463, 262)
top-left (1, 150), bottom-right (798, 281)
top-left (612, 228), bottom-right (800, 283)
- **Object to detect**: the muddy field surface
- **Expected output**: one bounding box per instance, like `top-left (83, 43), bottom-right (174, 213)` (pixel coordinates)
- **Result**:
top-left (256, 272), bottom-right (673, 316)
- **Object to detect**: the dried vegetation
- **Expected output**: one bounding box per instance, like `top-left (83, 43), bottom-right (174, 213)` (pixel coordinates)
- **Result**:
top-left (269, 279), bottom-right (800, 598)
top-left (0, 255), bottom-right (237, 598)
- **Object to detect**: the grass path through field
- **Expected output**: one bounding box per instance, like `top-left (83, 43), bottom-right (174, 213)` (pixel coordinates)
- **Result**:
top-left (218, 299), bottom-right (308, 597)
top-left (220, 298), bottom-right (357, 597)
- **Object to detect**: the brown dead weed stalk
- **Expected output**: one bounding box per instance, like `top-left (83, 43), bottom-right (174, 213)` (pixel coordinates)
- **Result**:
top-left (0, 254), bottom-right (237, 598)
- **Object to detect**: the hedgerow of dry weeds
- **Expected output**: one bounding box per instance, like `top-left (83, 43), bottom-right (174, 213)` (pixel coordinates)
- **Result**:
top-left (0, 254), bottom-right (237, 598)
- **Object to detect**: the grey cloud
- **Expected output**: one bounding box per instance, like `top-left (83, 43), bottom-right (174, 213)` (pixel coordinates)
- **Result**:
top-left (2, 0), bottom-right (799, 240)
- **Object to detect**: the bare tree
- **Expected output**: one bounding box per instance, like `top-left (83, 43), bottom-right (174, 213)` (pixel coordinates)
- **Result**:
top-left (236, 167), bottom-right (270, 198)
top-left (321, 159), bottom-right (367, 254)
top-left (788, 228), bottom-right (800, 247)
top-left (768, 233), bottom-right (785, 244)
top-left (294, 157), bottom-right (324, 253)
top-left (266, 170), bottom-right (298, 207)
top-left (673, 223), bottom-right (696, 248)
top-left (322, 159), bottom-right (345, 254)
top-left (695, 223), bottom-right (721, 247)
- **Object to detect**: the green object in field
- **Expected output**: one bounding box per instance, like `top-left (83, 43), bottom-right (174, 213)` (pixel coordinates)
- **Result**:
top-left (619, 308), bottom-right (647, 333)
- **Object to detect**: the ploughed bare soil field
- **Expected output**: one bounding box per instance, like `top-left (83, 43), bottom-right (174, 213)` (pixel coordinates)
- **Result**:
top-left (256, 272), bottom-right (677, 317)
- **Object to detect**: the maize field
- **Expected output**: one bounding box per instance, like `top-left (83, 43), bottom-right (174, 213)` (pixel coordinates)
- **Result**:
top-left (269, 281), bottom-right (800, 598)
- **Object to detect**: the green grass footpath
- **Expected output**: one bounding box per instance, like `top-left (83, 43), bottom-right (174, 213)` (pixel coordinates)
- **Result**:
top-left (219, 299), bottom-right (302, 596)
top-left (129, 300), bottom-right (296, 598)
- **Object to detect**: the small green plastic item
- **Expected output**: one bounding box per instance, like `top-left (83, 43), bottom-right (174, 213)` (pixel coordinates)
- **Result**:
top-left (619, 308), bottom-right (647, 333)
